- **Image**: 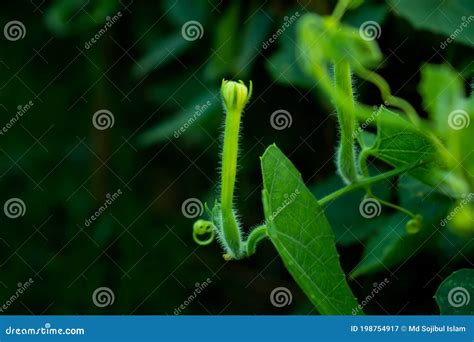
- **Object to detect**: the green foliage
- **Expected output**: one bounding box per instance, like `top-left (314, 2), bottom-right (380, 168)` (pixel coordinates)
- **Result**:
top-left (261, 145), bottom-right (360, 314)
top-left (2, 0), bottom-right (471, 315)
top-left (435, 269), bottom-right (474, 314)
top-left (191, 0), bottom-right (473, 315)
top-left (389, 0), bottom-right (474, 48)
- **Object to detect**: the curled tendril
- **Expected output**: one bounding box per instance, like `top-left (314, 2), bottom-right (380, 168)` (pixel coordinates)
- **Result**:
top-left (193, 220), bottom-right (215, 246)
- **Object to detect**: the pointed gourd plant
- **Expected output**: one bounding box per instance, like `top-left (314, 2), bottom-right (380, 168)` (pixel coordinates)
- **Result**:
top-left (192, 0), bottom-right (473, 315)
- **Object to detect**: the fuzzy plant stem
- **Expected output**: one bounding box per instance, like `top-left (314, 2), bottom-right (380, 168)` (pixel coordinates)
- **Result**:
top-left (334, 61), bottom-right (359, 184)
top-left (220, 108), bottom-right (244, 258)
top-left (354, 67), bottom-right (420, 125)
top-left (319, 160), bottom-right (428, 205)
top-left (244, 225), bottom-right (268, 256)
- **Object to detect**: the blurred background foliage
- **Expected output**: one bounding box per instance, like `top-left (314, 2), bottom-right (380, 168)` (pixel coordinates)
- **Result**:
top-left (0, 0), bottom-right (472, 314)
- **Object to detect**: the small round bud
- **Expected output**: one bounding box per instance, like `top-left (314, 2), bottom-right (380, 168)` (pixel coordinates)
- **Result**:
top-left (405, 215), bottom-right (423, 234)
top-left (193, 220), bottom-right (215, 245)
top-left (221, 80), bottom-right (253, 114)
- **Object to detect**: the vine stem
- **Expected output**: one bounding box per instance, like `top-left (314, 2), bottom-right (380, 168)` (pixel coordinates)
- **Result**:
top-left (220, 108), bottom-right (243, 258)
top-left (353, 67), bottom-right (420, 125)
top-left (319, 161), bottom-right (427, 206)
top-left (334, 60), bottom-right (359, 183)
top-left (332, 0), bottom-right (351, 22)
top-left (244, 225), bottom-right (268, 256)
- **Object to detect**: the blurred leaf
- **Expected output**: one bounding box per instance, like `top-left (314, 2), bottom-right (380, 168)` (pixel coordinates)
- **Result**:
top-left (266, 18), bottom-right (314, 88)
top-left (45, 0), bottom-right (120, 36)
top-left (313, 173), bottom-right (391, 247)
top-left (204, 1), bottom-right (240, 79)
top-left (297, 13), bottom-right (382, 71)
top-left (399, 176), bottom-right (451, 218)
top-left (350, 212), bottom-right (409, 278)
top-left (133, 34), bottom-right (190, 78)
top-left (261, 145), bottom-right (360, 314)
top-left (161, 0), bottom-right (210, 27)
top-left (138, 90), bottom-right (219, 146)
top-left (419, 64), bottom-right (474, 191)
top-left (366, 109), bottom-right (462, 195)
top-left (344, 2), bottom-right (388, 28)
top-left (389, 0), bottom-right (474, 47)
top-left (351, 175), bottom-right (451, 278)
top-left (234, 9), bottom-right (274, 77)
top-left (435, 268), bottom-right (474, 314)
top-left (419, 64), bottom-right (464, 136)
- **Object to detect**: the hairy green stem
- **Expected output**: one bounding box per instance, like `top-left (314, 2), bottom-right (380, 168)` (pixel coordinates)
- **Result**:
top-left (354, 67), bottom-right (420, 125)
top-left (334, 61), bottom-right (359, 183)
top-left (244, 225), bottom-right (268, 256)
top-left (332, 0), bottom-right (351, 22)
top-left (221, 108), bottom-right (243, 258)
top-left (319, 161), bottom-right (426, 205)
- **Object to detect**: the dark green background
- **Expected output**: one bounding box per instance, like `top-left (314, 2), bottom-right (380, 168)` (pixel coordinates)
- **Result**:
top-left (0, 0), bottom-right (472, 314)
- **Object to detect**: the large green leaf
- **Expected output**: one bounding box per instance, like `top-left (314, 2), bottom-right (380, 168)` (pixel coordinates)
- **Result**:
top-left (418, 63), bottom-right (473, 193)
top-left (389, 0), bottom-right (474, 48)
top-left (261, 145), bottom-right (360, 315)
top-left (419, 64), bottom-right (465, 135)
top-left (435, 268), bottom-right (474, 314)
top-left (366, 109), bottom-right (461, 194)
top-left (297, 13), bottom-right (382, 71)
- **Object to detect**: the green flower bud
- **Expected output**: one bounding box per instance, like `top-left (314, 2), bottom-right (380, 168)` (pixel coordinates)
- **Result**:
top-left (221, 80), bottom-right (252, 114)
top-left (405, 215), bottom-right (423, 234)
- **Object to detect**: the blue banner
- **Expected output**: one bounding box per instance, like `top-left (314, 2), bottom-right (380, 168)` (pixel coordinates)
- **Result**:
top-left (0, 316), bottom-right (472, 341)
